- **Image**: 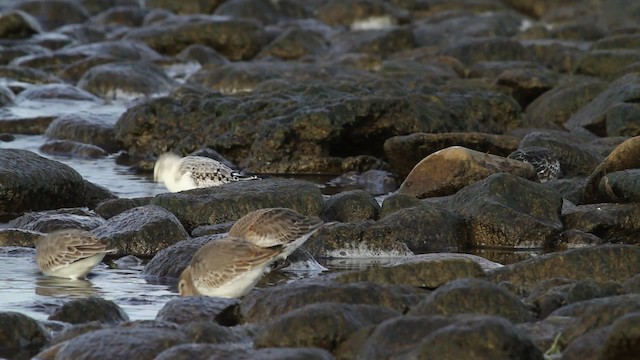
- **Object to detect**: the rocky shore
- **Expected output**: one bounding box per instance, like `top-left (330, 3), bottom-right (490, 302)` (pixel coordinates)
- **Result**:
top-left (1, 0), bottom-right (640, 359)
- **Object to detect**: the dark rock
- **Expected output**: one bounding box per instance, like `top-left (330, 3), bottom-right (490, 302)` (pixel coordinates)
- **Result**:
top-left (320, 190), bottom-right (380, 222)
top-left (44, 112), bottom-right (122, 153)
top-left (154, 343), bottom-right (251, 360)
top-left (94, 197), bottom-right (152, 220)
top-left (439, 37), bottom-right (529, 65)
top-left (383, 132), bottom-right (520, 178)
top-left (156, 297), bottom-right (239, 325)
top-left (143, 234), bottom-right (220, 278)
top-left (0, 133), bottom-right (15, 141)
top-left (91, 205), bottom-right (189, 257)
top-left (176, 44), bottom-right (229, 65)
top-left (335, 256), bottom-right (485, 289)
top-left (47, 321), bottom-right (108, 346)
top-left (495, 66), bottom-right (560, 109)
top-left (52, 326), bottom-right (188, 359)
top-left (561, 325), bottom-right (609, 360)
top-left (144, 0), bottom-right (223, 15)
top-left (0, 65), bottom-right (61, 84)
top-left (517, 315), bottom-right (575, 356)
top-left (0, 311), bottom-right (50, 359)
top-left (598, 169), bottom-right (640, 203)
top-left (562, 203), bottom-right (640, 244)
top-left (0, 228), bottom-right (42, 246)
top-left (487, 245), bottom-right (640, 292)
top-left (240, 281), bottom-right (423, 323)
top-left (14, 0), bottom-right (89, 31)
top-left (331, 27), bottom-right (416, 57)
top-left (0, 10), bottom-right (41, 39)
top-left (87, 5), bottom-right (147, 28)
top-left (48, 297), bottom-right (129, 324)
top-left (7, 207), bottom-right (106, 232)
top-left (544, 177), bottom-right (587, 204)
top-left (584, 136), bottom-right (640, 203)
top-left (0, 149), bottom-right (90, 218)
top-left (601, 311), bottom-right (640, 358)
top-left (555, 229), bottom-right (605, 250)
top-left (124, 16), bottom-right (269, 60)
top-left (328, 170), bottom-right (398, 196)
top-left (149, 178), bottom-right (323, 231)
top-left (315, 0), bottom-right (407, 27)
top-left (448, 173), bottom-right (563, 248)
top-left (78, 61), bottom-right (175, 99)
top-left (255, 302), bottom-right (400, 351)
top-left (409, 315), bottom-right (543, 359)
top-left (40, 140), bottom-right (109, 158)
top-left (191, 221), bottom-right (233, 237)
top-left (408, 278), bottom-right (533, 323)
top-left (214, 0), bottom-right (307, 25)
top-left (16, 83), bottom-right (100, 102)
top-left (378, 193), bottom-right (422, 218)
top-left (623, 274), bottom-right (640, 294)
top-left (603, 102), bottom-right (640, 137)
top-left (258, 27), bottom-right (328, 60)
top-left (575, 49), bottom-right (640, 78)
top-left (179, 321), bottom-right (254, 344)
top-left (398, 146), bottom-right (536, 198)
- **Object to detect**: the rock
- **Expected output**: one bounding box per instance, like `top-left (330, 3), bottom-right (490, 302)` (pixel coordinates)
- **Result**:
top-left (0, 10), bottom-right (42, 39)
top-left (378, 193), bottom-right (422, 218)
top-left (408, 278), bottom-right (533, 323)
top-left (335, 257), bottom-right (486, 289)
top-left (51, 326), bottom-right (188, 359)
top-left (439, 37), bottom-right (529, 65)
top-left (0, 149), bottom-right (91, 218)
top-left (407, 315), bottom-right (543, 360)
top-left (156, 297), bottom-right (239, 325)
top-left (14, 0), bottom-right (89, 31)
top-left (91, 205), bottom-right (189, 257)
top-left (328, 170), bottom-right (398, 196)
top-left (47, 321), bottom-right (108, 346)
top-left (575, 49), bottom-right (640, 78)
top-left (149, 178), bottom-right (323, 231)
top-left (0, 311), bottom-right (50, 360)
top-left (331, 28), bottom-right (416, 57)
top-left (125, 16), bottom-right (269, 60)
top-left (525, 77), bottom-right (607, 129)
top-left (603, 103), bottom-right (640, 137)
top-left (585, 136), bottom-right (640, 203)
top-left (94, 197), bottom-right (152, 220)
top-left (240, 281), bottom-right (423, 323)
top-left (44, 112), bottom-right (122, 153)
top-left (517, 315), bottom-right (575, 355)
top-left (601, 311), bottom-right (640, 359)
top-left (544, 177), bottom-right (587, 204)
top-left (156, 344), bottom-right (333, 360)
top-left (144, 0), bottom-right (222, 15)
top-left (40, 140), bottom-right (109, 158)
top-left (383, 132), bottom-right (520, 177)
top-left (255, 302), bottom-right (401, 351)
top-left (176, 44), bottom-right (229, 65)
top-left (190, 221), bottom-right (233, 237)
top-left (78, 61), bottom-right (175, 99)
top-left (565, 73), bottom-right (640, 136)
top-left (314, 0), bottom-right (407, 27)
top-left (562, 203), bottom-right (640, 244)
top-left (7, 207), bottom-right (106, 232)
top-left (555, 229), bottom-right (605, 250)
top-left (214, 0), bottom-right (307, 25)
top-left (623, 274), bottom-right (640, 294)
top-left (0, 228), bottom-right (42, 246)
top-left (179, 321), bottom-right (254, 344)
top-left (48, 297), bottom-right (129, 324)
top-left (487, 245), bottom-right (640, 292)
top-left (143, 234), bottom-right (220, 278)
top-left (87, 5), bottom-right (147, 28)
top-left (448, 173), bottom-right (563, 248)
top-left (16, 83), bottom-right (101, 102)
top-left (398, 146), bottom-right (536, 198)
top-left (495, 66), bottom-right (560, 108)
top-left (320, 190), bottom-right (380, 222)
top-left (258, 27), bottom-right (328, 60)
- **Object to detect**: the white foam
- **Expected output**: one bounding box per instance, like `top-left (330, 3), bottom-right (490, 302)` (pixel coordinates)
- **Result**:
top-left (351, 16), bottom-right (395, 31)
top-left (325, 242), bottom-right (414, 258)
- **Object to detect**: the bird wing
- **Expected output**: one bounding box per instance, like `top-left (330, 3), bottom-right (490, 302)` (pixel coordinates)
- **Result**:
top-left (38, 231), bottom-right (111, 270)
top-left (229, 208), bottom-right (324, 247)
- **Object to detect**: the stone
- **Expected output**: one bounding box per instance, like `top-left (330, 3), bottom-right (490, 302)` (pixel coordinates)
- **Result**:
top-left (0, 311), bottom-right (50, 360)
top-left (585, 136), bottom-right (640, 203)
top-left (156, 297), bottom-right (239, 325)
top-left (562, 203), bottom-right (640, 244)
top-left (143, 234), bottom-right (219, 278)
top-left (0, 10), bottom-right (41, 39)
top-left (94, 197), bottom-right (152, 220)
top-left (48, 297), bottom-right (129, 324)
top-left (78, 61), bottom-right (175, 99)
top-left (320, 190), bottom-right (380, 222)
top-left (39, 140), bottom-right (109, 158)
top-left (7, 207), bottom-right (106, 232)
top-left (44, 112), bottom-right (122, 153)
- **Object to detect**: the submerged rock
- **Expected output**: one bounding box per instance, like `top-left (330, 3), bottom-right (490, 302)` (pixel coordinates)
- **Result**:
top-left (48, 297), bottom-right (129, 325)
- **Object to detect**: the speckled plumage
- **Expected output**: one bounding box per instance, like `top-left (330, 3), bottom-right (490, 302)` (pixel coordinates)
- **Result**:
top-left (36, 229), bottom-right (116, 279)
top-left (508, 147), bottom-right (561, 183)
top-left (178, 208), bottom-right (324, 298)
top-left (154, 153), bottom-right (258, 192)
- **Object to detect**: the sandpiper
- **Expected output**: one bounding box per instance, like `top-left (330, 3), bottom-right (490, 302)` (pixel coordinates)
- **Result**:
top-left (153, 153), bottom-right (258, 192)
top-left (178, 208), bottom-right (324, 298)
top-left (508, 147), bottom-right (561, 183)
top-left (35, 229), bottom-right (116, 279)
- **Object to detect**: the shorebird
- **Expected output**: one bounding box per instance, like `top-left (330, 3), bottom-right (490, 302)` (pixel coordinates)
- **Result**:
top-left (508, 147), bottom-right (561, 183)
top-left (178, 208), bottom-right (324, 298)
top-left (35, 229), bottom-right (116, 279)
top-left (153, 153), bottom-right (258, 192)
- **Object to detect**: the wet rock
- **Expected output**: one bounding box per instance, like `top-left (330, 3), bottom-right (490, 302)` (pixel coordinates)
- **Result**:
top-left (156, 297), bottom-right (239, 325)
top-left (40, 140), bottom-right (109, 158)
top-left (112, 255), bottom-right (143, 269)
top-left (14, 0), bottom-right (89, 31)
top-left (448, 173), bottom-right (563, 248)
top-left (408, 278), bottom-right (533, 323)
top-left (565, 73), bottom-right (640, 136)
top-left (94, 197), bottom-right (152, 220)
top-left (518, 131), bottom-right (603, 177)
top-left (78, 61), bottom-right (175, 99)
top-left (0, 228), bottom-right (41, 246)
top-left (335, 256), bottom-right (486, 289)
top-left (190, 221), bottom-right (233, 237)
top-left (177, 44), bottom-right (229, 65)
top-left (555, 229), bottom-right (605, 249)
top-left (623, 274), bottom-right (640, 294)
top-left (258, 27), bottom-right (328, 60)
top-left (0, 133), bottom-right (15, 141)
top-left (240, 281), bottom-right (423, 323)
top-left (544, 177), bottom-right (587, 204)
top-left (398, 146), bottom-right (536, 198)
top-left (328, 170), bottom-right (397, 196)
top-left (143, 234), bottom-right (220, 278)
top-left (383, 132), bottom-right (519, 178)
top-left (551, 294), bottom-right (640, 344)
top-left (214, 0), bottom-right (307, 25)
top-left (440, 37), bottom-right (529, 65)
top-left (150, 178), bottom-right (323, 231)
top-left (0, 149), bottom-right (91, 218)
top-left (48, 297), bottom-right (129, 324)
top-left (0, 311), bottom-right (50, 359)
top-left (603, 102), bottom-right (640, 137)
top-left (408, 315), bottom-right (543, 360)
top-left (179, 321), bottom-right (254, 344)
top-left (154, 343), bottom-right (250, 360)
top-left (47, 321), bottom-right (108, 346)
top-left (87, 5), bottom-right (147, 28)
top-left (51, 326), bottom-right (188, 360)
top-left (144, 0), bottom-right (223, 15)
top-left (0, 10), bottom-right (41, 39)
top-left (332, 27), bottom-right (416, 57)
top-left (16, 83), bottom-right (101, 102)
top-left (378, 193), bottom-right (422, 218)
top-left (91, 205), bottom-right (190, 257)
top-left (125, 16), bottom-right (269, 60)
top-left (525, 77), bottom-right (607, 129)
top-left (601, 311), bottom-right (640, 358)
top-left (255, 302), bottom-right (401, 351)
top-left (575, 49), bottom-right (640, 78)
top-left (320, 190), bottom-right (380, 222)
top-left (562, 203), bottom-right (640, 245)
top-left (585, 136), bottom-right (640, 203)
top-left (314, 0), bottom-right (407, 28)
top-left (487, 245), bottom-right (640, 292)
top-left (44, 112), bottom-right (121, 153)
top-left (7, 207), bottom-right (106, 232)
top-left (495, 66), bottom-right (560, 108)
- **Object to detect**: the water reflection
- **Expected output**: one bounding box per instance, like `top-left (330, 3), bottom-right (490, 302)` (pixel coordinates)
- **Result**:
top-left (34, 277), bottom-right (98, 297)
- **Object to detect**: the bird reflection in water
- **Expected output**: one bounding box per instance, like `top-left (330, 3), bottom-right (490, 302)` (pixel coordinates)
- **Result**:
top-left (35, 276), bottom-right (99, 297)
